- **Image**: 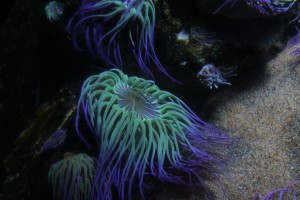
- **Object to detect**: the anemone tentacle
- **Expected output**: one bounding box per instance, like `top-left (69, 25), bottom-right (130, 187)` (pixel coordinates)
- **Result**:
top-left (76, 69), bottom-right (230, 200)
top-left (253, 175), bottom-right (300, 200)
top-left (287, 28), bottom-right (300, 66)
top-left (215, 0), bottom-right (297, 15)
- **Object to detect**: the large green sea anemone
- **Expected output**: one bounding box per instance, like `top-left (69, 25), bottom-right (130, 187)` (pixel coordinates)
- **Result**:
top-left (76, 69), bottom-right (229, 199)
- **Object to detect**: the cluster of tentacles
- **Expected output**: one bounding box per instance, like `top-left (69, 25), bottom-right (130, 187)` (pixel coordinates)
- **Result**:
top-left (74, 69), bottom-right (230, 199)
top-left (254, 175), bottom-right (300, 200)
top-left (44, 0), bottom-right (300, 199)
top-left (245, 0), bottom-right (297, 14)
top-left (48, 153), bottom-right (97, 200)
top-left (66, 0), bottom-right (177, 82)
top-left (215, 0), bottom-right (297, 14)
top-left (44, 1), bottom-right (233, 199)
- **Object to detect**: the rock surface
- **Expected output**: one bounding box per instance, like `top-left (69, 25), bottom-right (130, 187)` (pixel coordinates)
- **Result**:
top-left (152, 32), bottom-right (299, 200)
top-left (205, 44), bottom-right (300, 199)
top-left (1, 88), bottom-right (80, 200)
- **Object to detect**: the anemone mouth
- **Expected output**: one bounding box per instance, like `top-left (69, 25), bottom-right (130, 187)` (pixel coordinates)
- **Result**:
top-left (114, 82), bottom-right (160, 119)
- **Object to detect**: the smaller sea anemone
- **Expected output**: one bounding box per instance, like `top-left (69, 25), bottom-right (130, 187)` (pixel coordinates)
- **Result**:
top-left (48, 153), bottom-right (97, 200)
top-left (197, 64), bottom-right (237, 89)
top-left (44, 1), bottom-right (64, 22)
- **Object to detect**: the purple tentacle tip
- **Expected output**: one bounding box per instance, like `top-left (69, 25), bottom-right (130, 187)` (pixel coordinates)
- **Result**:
top-left (214, 0), bottom-right (297, 15)
top-left (253, 174), bottom-right (300, 200)
top-left (38, 129), bottom-right (67, 155)
top-left (287, 29), bottom-right (300, 67)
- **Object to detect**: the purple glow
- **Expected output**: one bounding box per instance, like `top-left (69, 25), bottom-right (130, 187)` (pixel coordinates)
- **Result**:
top-left (38, 129), bottom-right (67, 154)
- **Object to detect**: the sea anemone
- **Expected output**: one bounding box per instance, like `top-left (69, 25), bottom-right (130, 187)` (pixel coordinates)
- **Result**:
top-left (48, 153), bottom-right (97, 200)
top-left (66, 0), bottom-right (177, 82)
top-left (76, 69), bottom-right (230, 199)
top-left (197, 64), bottom-right (237, 89)
top-left (44, 1), bottom-right (64, 22)
top-left (214, 0), bottom-right (297, 15)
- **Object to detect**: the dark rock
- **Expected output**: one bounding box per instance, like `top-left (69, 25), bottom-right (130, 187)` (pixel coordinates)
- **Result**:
top-left (2, 88), bottom-right (80, 200)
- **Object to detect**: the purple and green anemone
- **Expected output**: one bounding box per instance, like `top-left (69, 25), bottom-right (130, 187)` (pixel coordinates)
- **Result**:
top-left (66, 0), bottom-right (178, 82)
top-left (76, 69), bottom-right (230, 200)
top-left (48, 153), bottom-right (97, 200)
top-left (45, 1), bottom-right (64, 22)
top-left (215, 0), bottom-right (297, 15)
